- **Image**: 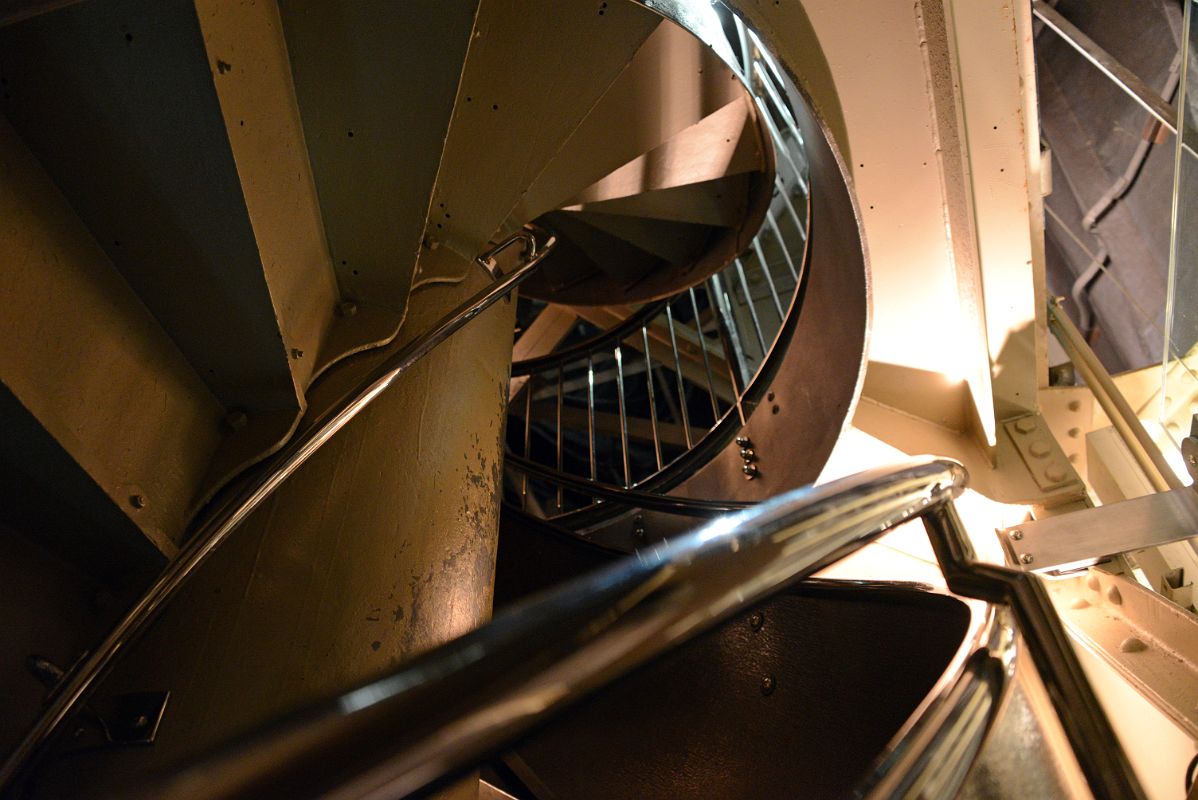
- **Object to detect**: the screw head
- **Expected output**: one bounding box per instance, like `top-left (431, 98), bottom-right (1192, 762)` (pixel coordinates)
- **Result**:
top-left (760, 675), bottom-right (776, 696)
top-left (222, 409), bottom-right (249, 434)
top-left (1019, 553), bottom-right (1034, 565)
top-left (1009, 530), bottom-right (1023, 541)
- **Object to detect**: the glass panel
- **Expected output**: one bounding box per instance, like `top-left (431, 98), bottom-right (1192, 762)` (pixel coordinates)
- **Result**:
top-left (1162, 0), bottom-right (1198, 450)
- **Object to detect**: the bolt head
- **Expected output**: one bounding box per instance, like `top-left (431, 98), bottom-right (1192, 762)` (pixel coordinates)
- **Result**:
top-left (129, 494), bottom-right (147, 510)
top-left (1019, 553), bottom-right (1034, 565)
top-left (1009, 530), bottom-right (1023, 541)
top-left (742, 464), bottom-right (758, 479)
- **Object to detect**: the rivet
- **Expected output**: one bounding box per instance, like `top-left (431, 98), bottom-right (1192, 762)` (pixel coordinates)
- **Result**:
top-left (1014, 417), bottom-right (1037, 434)
top-left (1067, 400), bottom-right (1081, 412)
top-left (1019, 553), bottom-right (1034, 565)
top-left (129, 494), bottom-right (147, 510)
top-left (1086, 573), bottom-right (1101, 592)
top-left (1009, 530), bottom-right (1023, 541)
top-left (1069, 597), bottom-right (1090, 609)
top-left (760, 675), bottom-right (776, 696)
top-left (749, 612), bottom-right (764, 631)
top-left (767, 391), bottom-right (775, 402)
top-left (133, 714), bottom-right (150, 730)
top-left (1118, 636), bottom-right (1147, 653)
top-left (1188, 454), bottom-right (1197, 467)
top-left (336, 300), bottom-right (359, 318)
top-left (1106, 586), bottom-right (1122, 605)
top-left (1044, 464), bottom-right (1068, 482)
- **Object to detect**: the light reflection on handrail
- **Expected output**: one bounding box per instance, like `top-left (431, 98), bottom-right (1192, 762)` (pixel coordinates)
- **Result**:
top-left (152, 457), bottom-right (1144, 800)
top-left (0, 227), bottom-right (558, 795)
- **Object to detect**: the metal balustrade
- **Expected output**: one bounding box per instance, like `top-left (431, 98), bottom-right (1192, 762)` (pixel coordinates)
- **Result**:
top-left (507, 28), bottom-right (814, 522)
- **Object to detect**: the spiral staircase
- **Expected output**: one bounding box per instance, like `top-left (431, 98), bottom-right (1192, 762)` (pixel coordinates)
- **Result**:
top-left (0, 1), bottom-right (1150, 799)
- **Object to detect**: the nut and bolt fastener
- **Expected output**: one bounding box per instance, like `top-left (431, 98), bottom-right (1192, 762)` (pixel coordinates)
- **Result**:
top-left (749, 612), bottom-right (764, 631)
top-left (735, 435), bottom-right (751, 447)
top-left (742, 464), bottom-right (759, 479)
top-left (760, 675), bottom-right (776, 696)
top-left (1009, 530), bottom-right (1023, 540)
top-left (1019, 553), bottom-right (1034, 565)
top-left (740, 448), bottom-right (756, 460)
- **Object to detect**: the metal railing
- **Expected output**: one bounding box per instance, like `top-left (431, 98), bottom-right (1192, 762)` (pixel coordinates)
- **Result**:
top-left (150, 458), bottom-right (1145, 800)
top-left (507, 26), bottom-right (812, 524)
top-left (0, 227), bottom-right (558, 795)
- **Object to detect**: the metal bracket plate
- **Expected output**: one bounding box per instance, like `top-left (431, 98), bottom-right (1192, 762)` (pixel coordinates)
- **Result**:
top-left (1001, 488), bottom-right (1198, 572)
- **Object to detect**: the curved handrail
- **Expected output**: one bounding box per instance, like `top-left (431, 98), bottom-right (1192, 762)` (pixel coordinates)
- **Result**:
top-left (511, 300), bottom-right (668, 376)
top-left (152, 458), bottom-right (1144, 800)
top-left (0, 227), bottom-right (558, 795)
top-left (504, 452), bottom-right (752, 516)
top-left (509, 28), bottom-right (816, 525)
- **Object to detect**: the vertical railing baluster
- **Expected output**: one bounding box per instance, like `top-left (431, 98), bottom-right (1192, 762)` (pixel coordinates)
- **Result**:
top-left (522, 376), bottom-right (532, 511)
top-left (642, 326), bottom-right (663, 470)
top-left (709, 275), bottom-right (751, 390)
top-left (766, 212), bottom-right (799, 283)
top-left (587, 355), bottom-right (597, 483)
top-left (689, 287), bottom-right (722, 421)
top-left (752, 96), bottom-right (809, 197)
top-left (734, 258), bottom-right (769, 355)
top-left (752, 237), bottom-right (785, 323)
top-left (614, 345), bottom-right (631, 488)
top-left (774, 175), bottom-right (807, 241)
top-left (664, 303), bottom-right (693, 448)
top-left (555, 365), bottom-right (563, 512)
top-left (709, 277), bottom-right (748, 427)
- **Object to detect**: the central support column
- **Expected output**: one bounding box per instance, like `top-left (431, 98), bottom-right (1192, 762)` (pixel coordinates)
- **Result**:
top-left (41, 260), bottom-right (516, 798)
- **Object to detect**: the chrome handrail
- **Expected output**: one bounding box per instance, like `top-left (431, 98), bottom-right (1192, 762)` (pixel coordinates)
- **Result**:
top-left (152, 458), bottom-right (1144, 800)
top-left (0, 227), bottom-right (558, 795)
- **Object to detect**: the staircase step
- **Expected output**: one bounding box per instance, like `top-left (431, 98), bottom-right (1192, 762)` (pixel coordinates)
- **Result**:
top-left (562, 174), bottom-right (752, 227)
top-left (502, 20), bottom-right (745, 232)
top-left (430, 0), bottom-right (661, 260)
top-left (559, 211), bottom-right (715, 265)
top-left (565, 97), bottom-right (763, 206)
top-left (541, 211), bottom-right (662, 286)
top-left (278, 0), bottom-right (480, 324)
top-left (0, 0), bottom-right (303, 415)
